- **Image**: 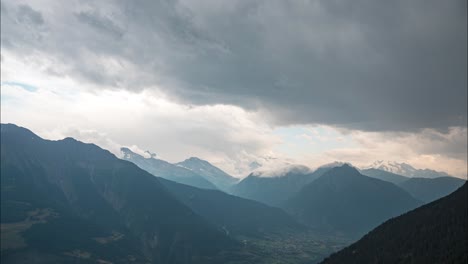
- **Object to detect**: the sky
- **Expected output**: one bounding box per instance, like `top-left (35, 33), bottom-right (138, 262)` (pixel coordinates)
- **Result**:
top-left (1, 0), bottom-right (467, 178)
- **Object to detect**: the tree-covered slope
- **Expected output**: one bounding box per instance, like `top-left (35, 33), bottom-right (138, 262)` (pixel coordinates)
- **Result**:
top-left (321, 183), bottom-right (468, 264)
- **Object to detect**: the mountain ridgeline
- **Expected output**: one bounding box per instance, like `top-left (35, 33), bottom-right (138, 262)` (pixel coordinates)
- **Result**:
top-left (285, 165), bottom-right (422, 237)
top-left (360, 168), bottom-right (409, 184)
top-left (398, 176), bottom-right (466, 203)
top-left (1, 124), bottom-right (341, 264)
top-left (176, 157), bottom-right (239, 192)
top-left (231, 166), bottom-right (330, 207)
top-left (1, 123), bottom-right (465, 264)
top-left (322, 183), bottom-right (468, 263)
top-left (121, 147), bottom-right (218, 190)
top-left (367, 160), bottom-right (452, 179)
top-left (0, 124), bottom-right (242, 263)
top-left (361, 168), bottom-right (465, 203)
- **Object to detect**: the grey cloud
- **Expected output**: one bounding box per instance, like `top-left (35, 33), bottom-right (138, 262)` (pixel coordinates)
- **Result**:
top-left (1, 3), bottom-right (46, 49)
top-left (17, 4), bottom-right (43, 25)
top-left (1, 0), bottom-right (466, 132)
top-left (75, 10), bottom-right (124, 39)
top-left (406, 128), bottom-right (467, 160)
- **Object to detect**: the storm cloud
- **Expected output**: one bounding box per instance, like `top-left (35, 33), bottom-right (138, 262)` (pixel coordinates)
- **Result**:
top-left (1, 0), bottom-right (466, 132)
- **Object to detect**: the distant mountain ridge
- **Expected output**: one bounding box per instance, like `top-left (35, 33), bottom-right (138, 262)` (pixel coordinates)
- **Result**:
top-left (360, 168), bottom-right (409, 184)
top-left (398, 176), bottom-right (466, 203)
top-left (176, 157), bottom-right (238, 192)
top-left (365, 160), bottom-right (451, 178)
top-left (231, 166), bottom-right (330, 207)
top-left (286, 165), bottom-right (422, 237)
top-left (121, 147), bottom-right (218, 190)
top-left (361, 167), bottom-right (466, 203)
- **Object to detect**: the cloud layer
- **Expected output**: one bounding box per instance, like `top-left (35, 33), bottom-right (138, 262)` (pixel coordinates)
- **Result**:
top-left (1, 0), bottom-right (466, 178)
top-left (2, 0), bottom-right (466, 132)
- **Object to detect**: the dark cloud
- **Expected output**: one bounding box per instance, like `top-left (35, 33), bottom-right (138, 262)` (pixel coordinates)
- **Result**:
top-left (1, 0), bottom-right (466, 132)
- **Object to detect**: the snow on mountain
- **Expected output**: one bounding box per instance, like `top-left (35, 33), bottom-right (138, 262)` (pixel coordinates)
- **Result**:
top-left (364, 160), bottom-right (450, 178)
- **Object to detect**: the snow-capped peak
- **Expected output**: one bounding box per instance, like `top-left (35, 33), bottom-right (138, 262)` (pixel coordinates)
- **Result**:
top-left (364, 160), bottom-right (450, 178)
top-left (364, 160), bottom-right (416, 176)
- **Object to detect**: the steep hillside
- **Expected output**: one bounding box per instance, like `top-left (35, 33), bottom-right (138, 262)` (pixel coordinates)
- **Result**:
top-left (158, 177), bottom-right (303, 237)
top-left (1, 124), bottom-right (237, 264)
top-left (321, 183), bottom-right (467, 264)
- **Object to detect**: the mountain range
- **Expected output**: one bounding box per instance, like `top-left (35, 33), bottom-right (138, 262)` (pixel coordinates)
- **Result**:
top-left (285, 165), bottom-right (422, 237)
top-left (365, 160), bottom-right (451, 178)
top-left (361, 167), bottom-right (465, 203)
top-left (1, 124), bottom-right (346, 264)
top-left (175, 157), bottom-right (238, 192)
top-left (230, 165), bottom-right (330, 207)
top-left (121, 147), bottom-right (218, 190)
top-left (398, 176), bottom-right (466, 203)
top-left (360, 168), bottom-right (409, 184)
top-left (1, 124), bottom-right (243, 263)
top-left (2, 123), bottom-right (465, 264)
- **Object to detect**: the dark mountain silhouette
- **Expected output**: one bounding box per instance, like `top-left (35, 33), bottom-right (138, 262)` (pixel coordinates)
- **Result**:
top-left (176, 157), bottom-right (238, 192)
top-left (0, 124), bottom-right (239, 264)
top-left (157, 177), bottom-right (303, 237)
top-left (121, 147), bottom-right (218, 190)
top-left (321, 183), bottom-right (468, 264)
top-left (231, 166), bottom-right (330, 207)
top-left (361, 168), bottom-right (409, 184)
top-left (398, 176), bottom-right (466, 203)
top-left (286, 165), bottom-right (421, 237)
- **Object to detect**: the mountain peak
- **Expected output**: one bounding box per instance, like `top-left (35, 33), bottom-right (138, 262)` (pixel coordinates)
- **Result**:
top-left (176, 157), bottom-right (238, 192)
top-left (1, 123), bottom-right (40, 141)
top-left (328, 163), bottom-right (361, 176)
top-left (318, 161), bottom-right (354, 170)
top-left (63, 137), bottom-right (78, 142)
top-left (287, 164), bottom-right (421, 236)
top-left (182, 156), bottom-right (208, 164)
top-left (120, 147), bottom-right (145, 160)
